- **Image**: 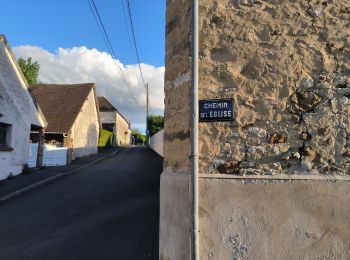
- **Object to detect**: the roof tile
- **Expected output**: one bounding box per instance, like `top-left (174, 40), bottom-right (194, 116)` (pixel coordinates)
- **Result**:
top-left (31, 83), bottom-right (94, 133)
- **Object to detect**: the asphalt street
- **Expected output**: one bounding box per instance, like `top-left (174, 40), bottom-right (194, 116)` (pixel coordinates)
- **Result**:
top-left (0, 147), bottom-right (163, 260)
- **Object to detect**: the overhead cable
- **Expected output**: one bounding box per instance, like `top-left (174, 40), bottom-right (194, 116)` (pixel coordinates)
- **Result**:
top-left (126, 0), bottom-right (147, 88)
top-left (87, 0), bottom-right (146, 111)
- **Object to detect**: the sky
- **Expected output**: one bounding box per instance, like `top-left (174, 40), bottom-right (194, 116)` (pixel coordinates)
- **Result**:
top-left (0, 0), bottom-right (166, 133)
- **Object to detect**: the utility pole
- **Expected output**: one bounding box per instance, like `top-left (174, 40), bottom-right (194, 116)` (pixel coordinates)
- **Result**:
top-left (146, 83), bottom-right (150, 146)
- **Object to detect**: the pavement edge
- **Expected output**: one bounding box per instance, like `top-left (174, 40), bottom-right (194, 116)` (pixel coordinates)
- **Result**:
top-left (0, 147), bottom-right (122, 203)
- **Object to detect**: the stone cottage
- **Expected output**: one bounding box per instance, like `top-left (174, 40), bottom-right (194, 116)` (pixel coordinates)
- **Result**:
top-left (0, 35), bottom-right (46, 180)
top-left (31, 83), bottom-right (101, 162)
top-left (160, 1), bottom-right (350, 259)
top-left (98, 96), bottom-right (131, 146)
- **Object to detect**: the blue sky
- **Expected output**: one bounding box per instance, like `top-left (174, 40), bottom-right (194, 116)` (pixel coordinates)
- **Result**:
top-left (1, 0), bottom-right (166, 133)
top-left (0, 0), bottom-right (165, 66)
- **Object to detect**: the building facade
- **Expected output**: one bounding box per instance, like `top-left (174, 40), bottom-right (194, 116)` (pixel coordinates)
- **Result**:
top-left (31, 83), bottom-right (100, 162)
top-left (160, 1), bottom-right (350, 259)
top-left (0, 35), bottom-right (46, 180)
top-left (98, 96), bottom-right (132, 146)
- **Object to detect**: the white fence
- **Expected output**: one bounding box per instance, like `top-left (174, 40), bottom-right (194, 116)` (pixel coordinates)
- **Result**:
top-left (43, 144), bottom-right (67, 166)
top-left (150, 129), bottom-right (164, 157)
top-left (28, 143), bottom-right (39, 168)
top-left (28, 143), bottom-right (67, 167)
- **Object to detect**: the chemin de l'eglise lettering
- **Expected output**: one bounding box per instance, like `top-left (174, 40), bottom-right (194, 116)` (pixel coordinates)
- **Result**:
top-left (199, 99), bottom-right (234, 122)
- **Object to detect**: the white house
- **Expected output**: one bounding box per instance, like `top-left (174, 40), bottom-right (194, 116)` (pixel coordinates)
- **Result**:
top-left (0, 35), bottom-right (46, 180)
top-left (31, 83), bottom-right (101, 161)
top-left (98, 96), bottom-right (131, 146)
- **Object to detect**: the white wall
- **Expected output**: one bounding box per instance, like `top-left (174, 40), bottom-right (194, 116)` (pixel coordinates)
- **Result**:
top-left (0, 38), bottom-right (45, 180)
top-left (160, 172), bottom-right (350, 259)
top-left (28, 143), bottom-right (67, 167)
top-left (0, 39), bottom-right (45, 127)
top-left (71, 89), bottom-right (99, 159)
top-left (150, 129), bottom-right (164, 157)
top-left (28, 143), bottom-right (39, 168)
top-left (0, 89), bottom-right (30, 179)
top-left (42, 144), bottom-right (67, 166)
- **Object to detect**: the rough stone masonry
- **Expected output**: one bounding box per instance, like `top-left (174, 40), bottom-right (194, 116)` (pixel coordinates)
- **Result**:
top-left (160, 0), bottom-right (350, 259)
top-left (164, 0), bottom-right (350, 176)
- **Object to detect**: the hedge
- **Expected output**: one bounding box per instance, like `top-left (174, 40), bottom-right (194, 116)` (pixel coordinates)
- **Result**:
top-left (98, 130), bottom-right (113, 147)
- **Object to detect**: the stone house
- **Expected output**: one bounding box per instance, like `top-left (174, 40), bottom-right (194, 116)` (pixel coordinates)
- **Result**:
top-left (31, 83), bottom-right (101, 162)
top-left (0, 35), bottom-right (46, 180)
top-left (98, 96), bottom-right (131, 146)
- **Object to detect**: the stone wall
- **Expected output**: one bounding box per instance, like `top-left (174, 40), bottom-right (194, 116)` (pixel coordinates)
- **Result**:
top-left (71, 89), bottom-right (99, 159)
top-left (116, 113), bottom-right (131, 146)
top-left (64, 132), bottom-right (73, 164)
top-left (36, 129), bottom-right (45, 167)
top-left (161, 0), bottom-right (350, 259)
top-left (163, 0), bottom-right (192, 173)
top-left (165, 0), bottom-right (350, 176)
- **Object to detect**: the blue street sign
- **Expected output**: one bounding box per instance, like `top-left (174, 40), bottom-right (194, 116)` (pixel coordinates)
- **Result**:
top-left (199, 99), bottom-right (234, 122)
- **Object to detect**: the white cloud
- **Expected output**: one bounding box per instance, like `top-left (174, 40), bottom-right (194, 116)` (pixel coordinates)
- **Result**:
top-left (13, 45), bottom-right (165, 132)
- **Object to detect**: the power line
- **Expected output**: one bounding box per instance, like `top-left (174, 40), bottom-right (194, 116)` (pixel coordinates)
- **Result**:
top-left (125, 0), bottom-right (146, 88)
top-left (87, 0), bottom-right (146, 111)
top-left (120, 0), bottom-right (134, 50)
top-left (88, 0), bottom-right (144, 110)
top-left (87, 1), bottom-right (114, 59)
top-left (121, 0), bottom-right (153, 116)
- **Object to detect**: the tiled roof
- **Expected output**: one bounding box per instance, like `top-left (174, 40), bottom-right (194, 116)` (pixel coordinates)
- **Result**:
top-left (98, 96), bottom-right (117, 111)
top-left (31, 83), bottom-right (95, 133)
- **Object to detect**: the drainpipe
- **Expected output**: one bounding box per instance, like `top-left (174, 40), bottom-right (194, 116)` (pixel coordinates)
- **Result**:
top-left (190, 0), bottom-right (199, 259)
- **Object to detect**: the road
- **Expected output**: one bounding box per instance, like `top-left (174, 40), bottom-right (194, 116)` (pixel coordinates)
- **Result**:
top-left (0, 147), bottom-right (163, 260)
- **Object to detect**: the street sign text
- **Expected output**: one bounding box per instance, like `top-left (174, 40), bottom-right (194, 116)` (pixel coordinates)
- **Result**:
top-left (199, 99), bottom-right (234, 122)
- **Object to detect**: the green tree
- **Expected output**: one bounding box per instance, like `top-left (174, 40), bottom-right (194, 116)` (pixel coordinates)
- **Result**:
top-left (132, 129), bottom-right (146, 144)
top-left (147, 115), bottom-right (164, 136)
top-left (18, 57), bottom-right (40, 86)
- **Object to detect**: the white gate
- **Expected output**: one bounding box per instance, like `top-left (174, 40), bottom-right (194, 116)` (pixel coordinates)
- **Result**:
top-left (28, 144), bottom-right (67, 167)
top-left (43, 144), bottom-right (67, 166)
top-left (28, 143), bottom-right (39, 168)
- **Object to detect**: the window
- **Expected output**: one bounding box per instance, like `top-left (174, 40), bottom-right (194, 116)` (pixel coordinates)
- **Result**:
top-left (0, 123), bottom-right (12, 149)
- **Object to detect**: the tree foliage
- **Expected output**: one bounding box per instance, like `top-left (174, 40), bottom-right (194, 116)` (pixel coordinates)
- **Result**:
top-left (132, 129), bottom-right (146, 144)
top-left (18, 57), bottom-right (40, 86)
top-left (147, 115), bottom-right (164, 136)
